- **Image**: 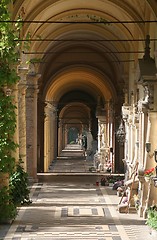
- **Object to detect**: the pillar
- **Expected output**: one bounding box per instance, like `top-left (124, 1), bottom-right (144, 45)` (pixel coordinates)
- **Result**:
top-left (44, 103), bottom-right (50, 172)
top-left (26, 73), bottom-right (40, 181)
top-left (44, 102), bottom-right (58, 171)
top-left (44, 102), bottom-right (58, 169)
top-left (12, 84), bottom-right (20, 164)
top-left (58, 118), bottom-right (63, 155)
top-left (17, 66), bottom-right (28, 170)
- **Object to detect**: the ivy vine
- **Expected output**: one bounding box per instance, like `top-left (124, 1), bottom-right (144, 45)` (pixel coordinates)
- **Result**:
top-left (0, 0), bottom-right (21, 85)
top-left (0, 92), bottom-right (17, 173)
top-left (0, 0), bottom-right (31, 222)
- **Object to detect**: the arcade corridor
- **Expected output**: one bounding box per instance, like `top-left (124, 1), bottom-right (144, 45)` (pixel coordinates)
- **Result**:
top-left (1, 1), bottom-right (157, 239)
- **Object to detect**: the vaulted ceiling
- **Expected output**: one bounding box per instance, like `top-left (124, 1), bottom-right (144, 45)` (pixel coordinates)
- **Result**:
top-left (13, 0), bottom-right (157, 108)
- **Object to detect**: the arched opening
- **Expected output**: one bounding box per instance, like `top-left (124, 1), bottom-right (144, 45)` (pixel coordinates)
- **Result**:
top-left (10, 0), bottom-right (157, 226)
top-left (37, 66), bottom-right (123, 174)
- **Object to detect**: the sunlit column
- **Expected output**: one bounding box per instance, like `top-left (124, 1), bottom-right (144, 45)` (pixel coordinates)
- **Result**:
top-left (97, 120), bottom-right (101, 153)
top-left (9, 84), bottom-right (19, 165)
top-left (50, 103), bottom-right (58, 162)
top-left (26, 72), bottom-right (40, 181)
top-left (44, 103), bottom-right (50, 172)
top-left (17, 66), bottom-right (28, 170)
top-left (58, 119), bottom-right (63, 155)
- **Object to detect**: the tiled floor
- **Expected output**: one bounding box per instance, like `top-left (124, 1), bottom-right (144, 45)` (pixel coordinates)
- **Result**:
top-left (0, 148), bottom-right (155, 240)
top-left (49, 144), bottom-right (94, 173)
top-left (0, 178), bottom-right (154, 240)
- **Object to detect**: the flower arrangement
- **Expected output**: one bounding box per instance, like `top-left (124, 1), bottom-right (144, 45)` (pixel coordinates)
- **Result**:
top-left (144, 168), bottom-right (154, 177)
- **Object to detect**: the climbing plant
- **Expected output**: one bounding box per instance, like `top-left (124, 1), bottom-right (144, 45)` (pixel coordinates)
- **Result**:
top-left (0, 186), bottom-right (17, 223)
top-left (10, 159), bottom-right (32, 206)
top-left (0, 0), bottom-right (20, 85)
top-left (0, 0), bottom-right (31, 222)
top-left (0, 0), bottom-right (19, 168)
top-left (0, 91), bottom-right (17, 173)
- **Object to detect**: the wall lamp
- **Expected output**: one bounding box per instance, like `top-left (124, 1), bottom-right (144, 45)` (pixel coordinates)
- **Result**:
top-left (145, 142), bottom-right (157, 160)
top-left (145, 142), bottom-right (151, 153)
top-left (154, 149), bottom-right (157, 162)
top-left (145, 142), bottom-right (156, 158)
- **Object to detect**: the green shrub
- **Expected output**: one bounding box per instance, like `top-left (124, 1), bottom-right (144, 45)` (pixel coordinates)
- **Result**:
top-left (146, 205), bottom-right (157, 231)
top-left (0, 186), bottom-right (17, 223)
top-left (10, 160), bottom-right (32, 206)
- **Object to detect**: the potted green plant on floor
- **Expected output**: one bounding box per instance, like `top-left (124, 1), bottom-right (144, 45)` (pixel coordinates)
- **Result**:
top-left (146, 204), bottom-right (157, 237)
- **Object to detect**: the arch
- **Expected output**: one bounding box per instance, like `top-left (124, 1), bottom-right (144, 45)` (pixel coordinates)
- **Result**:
top-left (45, 67), bottom-right (113, 102)
top-left (13, 0), bottom-right (157, 180)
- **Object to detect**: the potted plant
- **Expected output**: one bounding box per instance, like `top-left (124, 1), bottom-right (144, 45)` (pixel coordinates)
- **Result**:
top-left (146, 205), bottom-right (157, 236)
top-left (144, 168), bottom-right (154, 182)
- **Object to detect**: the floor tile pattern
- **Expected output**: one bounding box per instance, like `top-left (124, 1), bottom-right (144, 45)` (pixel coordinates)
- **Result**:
top-left (0, 178), bottom-right (154, 240)
top-left (0, 149), bottom-right (154, 240)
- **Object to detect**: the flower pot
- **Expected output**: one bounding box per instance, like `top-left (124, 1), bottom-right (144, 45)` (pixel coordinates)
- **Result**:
top-left (145, 176), bottom-right (151, 182)
top-left (96, 181), bottom-right (99, 186)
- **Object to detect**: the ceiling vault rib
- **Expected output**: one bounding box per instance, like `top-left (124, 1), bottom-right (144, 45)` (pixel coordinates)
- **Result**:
top-left (23, 51), bottom-right (144, 54)
top-left (1, 20), bottom-right (157, 24)
top-left (28, 60), bottom-right (135, 63)
top-left (16, 38), bottom-right (157, 42)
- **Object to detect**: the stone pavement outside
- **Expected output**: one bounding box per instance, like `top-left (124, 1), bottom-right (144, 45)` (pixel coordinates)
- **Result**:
top-left (0, 175), bottom-right (155, 240)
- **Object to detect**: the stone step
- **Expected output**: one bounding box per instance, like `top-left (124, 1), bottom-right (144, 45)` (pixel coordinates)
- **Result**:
top-left (59, 148), bottom-right (83, 157)
top-left (37, 173), bottom-right (102, 183)
top-left (59, 153), bottom-right (83, 158)
top-left (57, 156), bottom-right (85, 160)
top-left (37, 172), bottom-right (124, 183)
top-left (64, 144), bottom-right (82, 150)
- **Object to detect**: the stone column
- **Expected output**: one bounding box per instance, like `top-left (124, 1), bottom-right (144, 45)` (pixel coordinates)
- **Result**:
top-left (58, 119), bottom-right (63, 155)
top-left (11, 84), bottom-right (19, 165)
top-left (127, 119), bottom-right (132, 166)
top-left (97, 120), bottom-right (101, 154)
top-left (138, 106), bottom-right (148, 167)
top-left (64, 124), bottom-right (68, 147)
top-left (17, 66), bottom-right (28, 170)
top-left (48, 103), bottom-right (58, 164)
top-left (137, 100), bottom-right (153, 217)
top-left (44, 102), bottom-right (57, 171)
top-left (44, 103), bottom-right (50, 172)
top-left (49, 106), bottom-right (54, 162)
top-left (26, 73), bottom-right (40, 181)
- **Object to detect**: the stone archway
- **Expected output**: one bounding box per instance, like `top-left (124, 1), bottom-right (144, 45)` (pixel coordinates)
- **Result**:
top-left (41, 66), bottom-right (118, 173)
top-left (58, 101), bottom-right (91, 155)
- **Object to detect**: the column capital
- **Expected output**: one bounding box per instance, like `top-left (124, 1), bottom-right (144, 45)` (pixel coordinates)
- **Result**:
top-left (44, 101), bottom-right (58, 118)
top-left (17, 65), bottom-right (29, 85)
top-left (98, 118), bottom-right (106, 124)
top-left (27, 73), bottom-right (41, 85)
top-left (17, 65), bottom-right (29, 75)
